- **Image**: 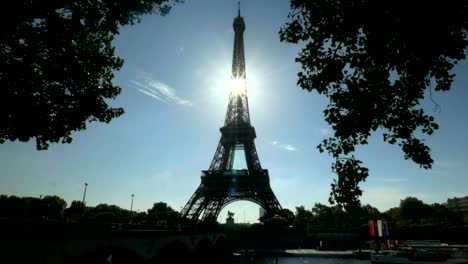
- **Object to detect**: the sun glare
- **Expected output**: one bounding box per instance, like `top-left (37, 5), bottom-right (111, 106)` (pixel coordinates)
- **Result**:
top-left (229, 77), bottom-right (246, 95)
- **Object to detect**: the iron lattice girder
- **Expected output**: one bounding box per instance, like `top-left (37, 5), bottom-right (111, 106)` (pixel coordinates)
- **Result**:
top-left (208, 136), bottom-right (262, 172)
top-left (208, 125), bottom-right (260, 171)
top-left (201, 169), bottom-right (271, 189)
top-left (214, 125), bottom-right (260, 171)
top-left (232, 14), bottom-right (246, 79)
top-left (224, 93), bottom-right (251, 126)
top-left (220, 125), bottom-right (256, 143)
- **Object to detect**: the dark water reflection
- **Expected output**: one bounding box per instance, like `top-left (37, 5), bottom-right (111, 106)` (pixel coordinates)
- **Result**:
top-left (231, 256), bottom-right (369, 264)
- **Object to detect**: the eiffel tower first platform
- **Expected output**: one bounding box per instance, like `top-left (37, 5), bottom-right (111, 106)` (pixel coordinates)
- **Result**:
top-left (181, 4), bottom-right (284, 223)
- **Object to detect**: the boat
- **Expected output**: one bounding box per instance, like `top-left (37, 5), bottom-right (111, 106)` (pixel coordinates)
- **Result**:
top-left (371, 252), bottom-right (468, 264)
top-left (354, 249), bottom-right (371, 260)
top-left (370, 241), bottom-right (468, 264)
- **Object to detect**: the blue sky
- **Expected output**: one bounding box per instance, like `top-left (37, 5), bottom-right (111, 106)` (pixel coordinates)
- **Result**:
top-left (1, 0), bottom-right (467, 223)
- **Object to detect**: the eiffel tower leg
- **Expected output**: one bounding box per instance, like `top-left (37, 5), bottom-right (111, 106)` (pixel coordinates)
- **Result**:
top-left (209, 141), bottom-right (232, 171)
top-left (213, 201), bottom-right (225, 221)
top-left (201, 198), bottom-right (225, 222)
top-left (259, 188), bottom-right (282, 212)
top-left (244, 142), bottom-right (262, 171)
top-left (181, 184), bottom-right (207, 221)
top-left (237, 186), bottom-right (279, 215)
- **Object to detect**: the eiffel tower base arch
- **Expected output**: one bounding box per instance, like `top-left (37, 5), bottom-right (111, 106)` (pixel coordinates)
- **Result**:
top-left (181, 169), bottom-right (282, 222)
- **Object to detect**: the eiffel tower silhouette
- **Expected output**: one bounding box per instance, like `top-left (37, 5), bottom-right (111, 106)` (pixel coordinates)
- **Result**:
top-left (181, 3), bottom-right (283, 222)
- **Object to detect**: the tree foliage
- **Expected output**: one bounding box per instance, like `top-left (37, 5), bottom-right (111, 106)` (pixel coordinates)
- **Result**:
top-left (360, 204), bottom-right (380, 218)
top-left (293, 205), bottom-right (313, 229)
top-left (0, 0), bottom-right (181, 150)
top-left (147, 202), bottom-right (180, 225)
top-left (294, 203), bottom-right (354, 229)
top-left (280, 0), bottom-right (468, 208)
top-left (0, 195), bottom-right (66, 220)
top-left (64, 200), bottom-right (85, 220)
top-left (42, 195), bottom-right (67, 219)
top-left (87, 203), bottom-right (129, 223)
top-left (385, 198), bottom-right (462, 226)
top-left (399, 197), bottom-right (430, 223)
top-left (0, 194), bottom-right (462, 228)
top-left (0, 194), bottom-right (184, 225)
top-left (292, 198), bottom-right (462, 230)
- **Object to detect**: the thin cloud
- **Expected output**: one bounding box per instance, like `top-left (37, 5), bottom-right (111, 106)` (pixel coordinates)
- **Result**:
top-left (176, 46), bottom-right (185, 55)
top-left (136, 87), bottom-right (167, 103)
top-left (381, 178), bottom-right (409, 183)
top-left (284, 145), bottom-right (297, 151)
top-left (434, 159), bottom-right (463, 169)
top-left (270, 140), bottom-right (297, 152)
top-left (131, 72), bottom-right (192, 106)
top-left (319, 128), bottom-right (332, 136)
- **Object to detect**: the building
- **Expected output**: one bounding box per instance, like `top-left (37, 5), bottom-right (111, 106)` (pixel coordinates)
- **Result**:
top-left (446, 196), bottom-right (468, 223)
top-left (259, 207), bottom-right (266, 219)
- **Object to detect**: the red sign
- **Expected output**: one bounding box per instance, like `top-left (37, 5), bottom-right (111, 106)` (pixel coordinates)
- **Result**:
top-left (368, 220), bottom-right (375, 237)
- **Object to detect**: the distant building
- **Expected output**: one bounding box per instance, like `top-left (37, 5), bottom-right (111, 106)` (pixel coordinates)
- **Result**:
top-left (447, 196), bottom-right (468, 223)
top-left (259, 207), bottom-right (266, 219)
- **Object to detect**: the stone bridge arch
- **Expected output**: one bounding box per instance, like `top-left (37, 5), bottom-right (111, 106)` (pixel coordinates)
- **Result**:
top-left (153, 239), bottom-right (190, 264)
top-left (68, 232), bottom-right (228, 263)
top-left (73, 246), bottom-right (143, 264)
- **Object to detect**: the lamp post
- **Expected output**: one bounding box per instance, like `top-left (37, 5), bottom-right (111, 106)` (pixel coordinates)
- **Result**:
top-left (130, 194), bottom-right (134, 224)
top-left (81, 183), bottom-right (88, 220)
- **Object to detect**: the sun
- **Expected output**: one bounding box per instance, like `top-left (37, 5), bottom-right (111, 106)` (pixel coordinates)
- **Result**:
top-left (229, 76), bottom-right (246, 95)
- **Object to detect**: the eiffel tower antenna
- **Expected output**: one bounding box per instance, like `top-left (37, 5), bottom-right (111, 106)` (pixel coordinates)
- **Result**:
top-left (181, 3), bottom-right (283, 223)
top-left (238, 0), bottom-right (241, 17)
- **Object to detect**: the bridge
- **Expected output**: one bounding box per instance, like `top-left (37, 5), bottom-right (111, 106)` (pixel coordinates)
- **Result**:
top-left (0, 220), bottom-right (229, 263)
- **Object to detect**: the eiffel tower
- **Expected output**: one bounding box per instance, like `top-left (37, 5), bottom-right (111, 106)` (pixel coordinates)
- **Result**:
top-left (181, 3), bottom-right (283, 222)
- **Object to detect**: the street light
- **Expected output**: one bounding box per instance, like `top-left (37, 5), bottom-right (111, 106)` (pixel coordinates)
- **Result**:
top-left (81, 182), bottom-right (88, 220)
top-left (130, 194), bottom-right (134, 224)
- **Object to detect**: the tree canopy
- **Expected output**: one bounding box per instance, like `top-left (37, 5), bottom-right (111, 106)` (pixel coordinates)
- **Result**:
top-left (147, 202), bottom-right (180, 225)
top-left (0, 0), bottom-right (181, 150)
top-left (0, 194), bottom-right (182, 225)
top-left (291, 199), bottom-right (463, 231)
top-left (0, 195), bottom-right (66, 220)
top-left (280, 0), bottom-right (468, 208)
top-left (42, 195), bottom-right (67, 219)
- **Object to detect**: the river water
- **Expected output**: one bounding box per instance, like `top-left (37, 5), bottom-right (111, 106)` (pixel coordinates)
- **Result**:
top-left (231, 256), bottom-right (369, 264)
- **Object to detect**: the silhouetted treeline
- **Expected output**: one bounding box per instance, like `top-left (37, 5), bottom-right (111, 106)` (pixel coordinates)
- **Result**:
top-left (2, 194), bottom-right (464, 231)
top-left (293, 197), bottom-right (465, 231)
top-left (0, 195), bottom-right (180, 225)
top-left (0, 195), bottom-right (67, 220)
